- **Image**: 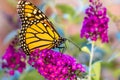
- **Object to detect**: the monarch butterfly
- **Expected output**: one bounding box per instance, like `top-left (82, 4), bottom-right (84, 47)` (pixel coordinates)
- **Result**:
top-left (17, 1), bottom-right (66, 55)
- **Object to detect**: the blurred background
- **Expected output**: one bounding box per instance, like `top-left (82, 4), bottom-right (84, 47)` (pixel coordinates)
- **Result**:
top-left (0, 0), bottom-right (120, 80)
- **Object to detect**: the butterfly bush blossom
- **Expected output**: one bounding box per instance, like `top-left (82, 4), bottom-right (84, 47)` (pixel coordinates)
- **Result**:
top-left (2, 40), bottom-right (26, 75)
top-left (80, 0), bottom-right (109, 43)
top-left (28, 49), bottom-right (85, 80)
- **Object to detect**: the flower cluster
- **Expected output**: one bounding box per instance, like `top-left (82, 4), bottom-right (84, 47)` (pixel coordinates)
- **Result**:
top-left (28, 49), bottom-right (85, 80)
top-left (2, 45), bottom-right (26, 75)
top-left (80, 0), bottom-right (109, 43)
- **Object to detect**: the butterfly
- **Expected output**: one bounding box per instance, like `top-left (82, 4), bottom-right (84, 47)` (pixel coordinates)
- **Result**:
top-left (17, 1), bottom-right (66, 55)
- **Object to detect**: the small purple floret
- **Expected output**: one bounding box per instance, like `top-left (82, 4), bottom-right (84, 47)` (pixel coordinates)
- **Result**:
top-left (2, 45), bottom-right (26, 75)
top-left (80, 0), bottom-right (109, 43)
top-left (28, 49), bottom-right (86, 79)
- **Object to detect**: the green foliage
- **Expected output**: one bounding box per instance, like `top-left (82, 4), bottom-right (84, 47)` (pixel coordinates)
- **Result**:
top-left (95, 41), bottom-right (112, 55)
top-left (92, 61), bottom-right (101, 80)
top-left (0, 71), bottom-right (4, 79)
top-left (81, 46), bottom-right (90, 54)
top-left (19, 70), bottom-right (45, 80)
top-left (56, 4), bottom-right (76, 16)
top-left (108, 53), bottom-right (120, 62)
top-left (114, 69), bottom-right (120, 78)
top-left (102, 62), bottom-right (115, 70)
top-left (56, 4), bottom-right (82, 23)
top-left (101, 62), bottom-right (120, 79)
top-left (67, 35), bottom-right (87, 56)
top-left (72, 15), bottom-right (83, 23)
top-left (69, 34), bottom-right (87, 45)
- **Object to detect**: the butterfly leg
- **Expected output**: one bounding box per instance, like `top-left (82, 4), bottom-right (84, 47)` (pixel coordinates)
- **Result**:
top-left (57, 47), bottom-right (65, 53)
top-left (58, 43), bottom-right (67, 53)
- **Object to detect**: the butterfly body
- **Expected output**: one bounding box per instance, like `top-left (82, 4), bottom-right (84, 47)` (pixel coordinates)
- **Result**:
top-left (17, 1), bottom-right (66, 55)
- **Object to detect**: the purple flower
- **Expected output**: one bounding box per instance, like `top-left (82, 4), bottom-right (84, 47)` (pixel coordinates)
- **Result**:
top-left (28, 49), bottom-right (85, 80)
top-left (2, 45), bottom-right (26, 75)
top-left (80, 0), bottom-right (109, 43)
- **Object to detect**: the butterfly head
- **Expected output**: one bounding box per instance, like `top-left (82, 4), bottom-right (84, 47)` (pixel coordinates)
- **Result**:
top-left (53, 37), bottom-right (66, 48)
top-left (60, 37), bottom-right (67, 43)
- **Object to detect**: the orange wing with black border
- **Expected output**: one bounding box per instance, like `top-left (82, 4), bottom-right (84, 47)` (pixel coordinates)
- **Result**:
top-left (17, 1), bottom-right (62, 55)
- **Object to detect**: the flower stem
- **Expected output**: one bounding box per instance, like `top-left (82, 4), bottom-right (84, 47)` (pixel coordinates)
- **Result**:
top-left (88, 42), bottom-right (94, 80)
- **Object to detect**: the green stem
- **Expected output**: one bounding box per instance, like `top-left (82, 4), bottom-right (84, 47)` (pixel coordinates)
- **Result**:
top-left (88, 42), bottom-right (94, 80)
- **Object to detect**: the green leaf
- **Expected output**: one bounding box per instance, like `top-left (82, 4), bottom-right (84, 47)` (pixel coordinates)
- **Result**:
top-left (56, 4), bottom-right (83, 24)
top-left (81, 46), bottom-right (90, 54)
top-left (69, 34), bottom-right (87, 44)
top-left (72, 15), bottom-right (82, 23)
top-left (56, 4), bottom-right (76, 16)
top-left (91, 61), bottom-right (101, 80)
top-left (19, 70), bottom-right (45, 80)
top-left (113, 69), bottom-right (120, 78)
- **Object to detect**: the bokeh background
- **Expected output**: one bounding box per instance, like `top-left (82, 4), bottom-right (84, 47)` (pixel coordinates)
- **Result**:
top-left (0, 0), bottom-right (120, 80)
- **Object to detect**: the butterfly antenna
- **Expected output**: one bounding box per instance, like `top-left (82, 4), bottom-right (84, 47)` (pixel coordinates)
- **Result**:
top-left (66, 39), bottom-right (81, 51)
